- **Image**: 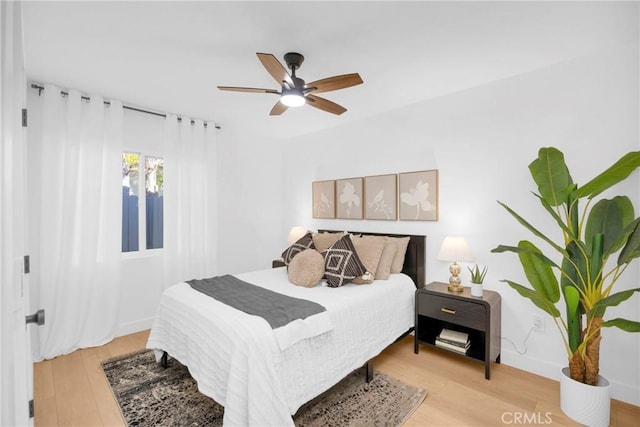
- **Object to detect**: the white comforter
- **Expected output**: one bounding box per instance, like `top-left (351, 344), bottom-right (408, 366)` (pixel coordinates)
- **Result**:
top-left (146, 268), bottom-right (416, 427)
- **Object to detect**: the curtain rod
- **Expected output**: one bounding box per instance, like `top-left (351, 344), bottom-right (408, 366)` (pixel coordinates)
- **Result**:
top-left (30, 83), bottom-right (221, 130)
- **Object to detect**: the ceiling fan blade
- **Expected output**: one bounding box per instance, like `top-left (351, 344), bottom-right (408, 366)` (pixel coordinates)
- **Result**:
top-left (306, 94), bottom-right (347, 115)
top-left (217, 86), bottom-right (279, 94)
top-left (305, 73), bottom-right (363, 94)
top-left (270, 101), bottom-right (288, 116)
top-left (257, 53), bottom-right (294, 87)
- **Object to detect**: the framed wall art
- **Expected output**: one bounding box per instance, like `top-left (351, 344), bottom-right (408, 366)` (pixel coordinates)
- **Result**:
top-left (399, 169), bottom-right (438, 221)
top-left (336, 177), bottom-right (363, 219)
top-left (312, 180), bottom-right (336, 219)
top-left (364, 174), bottom-right (397, 220)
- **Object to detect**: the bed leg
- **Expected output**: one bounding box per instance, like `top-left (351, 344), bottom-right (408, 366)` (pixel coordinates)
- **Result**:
top-left (365, 361), bottom-right (373, 383)
top-left (161, 351), bottom-right (168, 369)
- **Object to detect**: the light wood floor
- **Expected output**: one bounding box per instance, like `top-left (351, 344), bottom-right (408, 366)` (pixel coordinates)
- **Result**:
top-left (34, 330), bottom-right (639, 426)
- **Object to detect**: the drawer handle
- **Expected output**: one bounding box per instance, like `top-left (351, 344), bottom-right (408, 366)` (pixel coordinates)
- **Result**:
top-left (441, 307), bottom-right (456, 315)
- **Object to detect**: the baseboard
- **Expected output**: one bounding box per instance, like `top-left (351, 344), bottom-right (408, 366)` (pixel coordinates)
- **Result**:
top-left (500, 348), bottom-right (559, 381)
top-left (117, 317), bottom-right (154, 337)
top-left (611, 381), bottom-right (640, 407)
top-left (501, 348), bottom-right (640, 406)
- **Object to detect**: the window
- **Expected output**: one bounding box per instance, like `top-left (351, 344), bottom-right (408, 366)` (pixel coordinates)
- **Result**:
top-left (122, 152), bottom-right (164, 252)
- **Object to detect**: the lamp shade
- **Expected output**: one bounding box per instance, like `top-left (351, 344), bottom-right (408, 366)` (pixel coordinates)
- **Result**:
top-left (437, 236), bottom-right (475, 262)
top-left (287, 226), bottom-right (308, 244)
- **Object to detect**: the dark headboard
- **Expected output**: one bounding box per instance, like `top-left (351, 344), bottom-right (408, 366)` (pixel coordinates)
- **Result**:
top-left (318, 230), bottom-right (425, 288)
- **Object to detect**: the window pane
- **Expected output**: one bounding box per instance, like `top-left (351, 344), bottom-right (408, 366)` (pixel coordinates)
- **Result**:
top-left (145, 156), bottom-right (163, 249)
top-left (122, 153), bottom-right (139, 252)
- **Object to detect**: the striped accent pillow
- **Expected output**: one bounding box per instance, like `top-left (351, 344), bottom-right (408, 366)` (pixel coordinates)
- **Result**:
top-left (281, 232), bottom-right (316, 265)
top-left (322, 234), bottom-right (367, 287)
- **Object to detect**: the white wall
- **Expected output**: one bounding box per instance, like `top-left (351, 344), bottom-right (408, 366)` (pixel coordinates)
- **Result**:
top-left (276, 42), bottom-right (638, 404)
top-left (216, 125), bottom-right (286, 274)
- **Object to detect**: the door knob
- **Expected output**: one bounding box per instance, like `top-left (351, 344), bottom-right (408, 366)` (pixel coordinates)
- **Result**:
top-left (26, 309), bottom-right (45, 326)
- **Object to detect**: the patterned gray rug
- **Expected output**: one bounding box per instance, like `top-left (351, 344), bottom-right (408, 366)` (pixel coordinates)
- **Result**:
top-left (102, 349), bottom-right (427, 426)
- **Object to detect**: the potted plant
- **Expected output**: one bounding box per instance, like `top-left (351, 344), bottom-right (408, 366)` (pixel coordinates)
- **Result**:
top-left (491, 147), bottom-right (640, 426)
top-left (467, 264), bottom-right (487, 297)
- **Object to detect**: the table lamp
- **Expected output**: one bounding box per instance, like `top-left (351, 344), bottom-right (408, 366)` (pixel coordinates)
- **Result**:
top-left (437, 236), bottom-right (475, 292)
top-left (287, 226), bottom-right (308, 244)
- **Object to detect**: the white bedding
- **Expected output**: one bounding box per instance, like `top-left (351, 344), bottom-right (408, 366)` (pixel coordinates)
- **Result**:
top-left (146, 267), bottom-right (416, 427)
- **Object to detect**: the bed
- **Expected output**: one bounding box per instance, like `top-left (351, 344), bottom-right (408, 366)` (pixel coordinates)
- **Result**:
top-left (146, 230), bottom-right (425, 426)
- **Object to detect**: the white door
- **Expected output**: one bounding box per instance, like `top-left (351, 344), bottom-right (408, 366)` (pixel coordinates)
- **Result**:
top-left (1, 1), bottom-right (33, 425)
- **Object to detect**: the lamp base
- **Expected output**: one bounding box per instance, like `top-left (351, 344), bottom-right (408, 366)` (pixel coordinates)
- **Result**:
top-left (447, 263), bottom-right (463, 292)
top-left (447, 283), bottom-right (464, 293)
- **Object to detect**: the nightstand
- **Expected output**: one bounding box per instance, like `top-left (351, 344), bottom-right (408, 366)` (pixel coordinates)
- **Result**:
top-left (414, 282), bottom-right (501, 379)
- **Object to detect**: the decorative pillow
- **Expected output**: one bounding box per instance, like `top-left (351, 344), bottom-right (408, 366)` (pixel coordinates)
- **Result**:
top-left (312, 231), bottom-right (346, 253)
top-left (281, 232), bottom-right (316, 265)
top-left (351, 235), bottom-right (386, 284)
top-left (287, 249), bottom-right (325, 288)
top-left (322, 235), bottom-right (367, 287)
top-left (387, 236), bottom-right (411, 273)
top-left (375, 240), bottom-right (397, 280)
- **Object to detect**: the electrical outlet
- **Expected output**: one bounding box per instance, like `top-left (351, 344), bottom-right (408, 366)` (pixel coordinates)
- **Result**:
top-left (533, 315), bottom-right (545, 332)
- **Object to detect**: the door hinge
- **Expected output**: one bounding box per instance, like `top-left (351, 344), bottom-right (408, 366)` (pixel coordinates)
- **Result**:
top-left (24, 255), bottom-right (30, 274)
top-left (28, 399), bottom-right (34, 418)
top-left (22, 108), bottom-right (27, 127)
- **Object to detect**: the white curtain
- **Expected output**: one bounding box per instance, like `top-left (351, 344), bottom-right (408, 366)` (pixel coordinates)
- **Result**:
top-left (29, 84), bottom-right (123, 359)
top-left (163, 114), bottom-right (217, 287)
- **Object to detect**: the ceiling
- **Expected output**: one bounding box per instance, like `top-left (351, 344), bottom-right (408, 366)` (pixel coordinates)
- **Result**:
top-left (22, 1), bottom-right (639, 139)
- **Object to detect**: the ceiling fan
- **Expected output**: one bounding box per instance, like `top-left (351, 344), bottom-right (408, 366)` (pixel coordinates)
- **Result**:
top-left (217, 52), bottom-right (363, 116)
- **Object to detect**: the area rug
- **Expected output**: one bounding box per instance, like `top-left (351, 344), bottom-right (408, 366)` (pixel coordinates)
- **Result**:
top-left (102, 349), bottom-right (427, 426)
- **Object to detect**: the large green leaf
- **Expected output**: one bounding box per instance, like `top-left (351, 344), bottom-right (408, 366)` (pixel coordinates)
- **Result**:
top-left (518, 240), bottom-right (560, 303)
top-left (533, 192), bottom-right (573, 237)
top-left (618, 218), bottom-right (640, 265)
top-left (567, 186), bottom-right (580, 241)
top-left (575, 151), bottom-right (640, 200)
top-left (501, 280), bottom-right (561, 317)
top-left (529, 147), bottom-right (573, 207)
top-left (496, 201), bottom-right (566, 256)
top-left (591, 288), bottom-right (640, 319)
top-left (561, 240), bottom-right (588, 294)
top-left (586, 197), bottom-right (633, 256)
top-left (592, 288), bottom-right (640, 311)
top-left (589, 233), bottom-right (604, 286)
top-left (491, 244), bottom-right (558, 267)
top-left (563, 285), bottom-right (582, 352)
top-left (600, 318), bottom-right (640, 332)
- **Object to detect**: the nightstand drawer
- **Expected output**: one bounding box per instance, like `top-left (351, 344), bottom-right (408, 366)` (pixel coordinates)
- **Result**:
top-left (417, 293), bottom-right (486, 330)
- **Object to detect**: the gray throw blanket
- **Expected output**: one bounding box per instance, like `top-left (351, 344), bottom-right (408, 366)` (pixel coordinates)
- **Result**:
top-left (187, 274), bottom-right (326, 329)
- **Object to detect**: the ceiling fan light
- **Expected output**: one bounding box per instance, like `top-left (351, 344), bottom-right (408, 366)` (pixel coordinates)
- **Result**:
top-left (281, 91), bottom-right (305, 107)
